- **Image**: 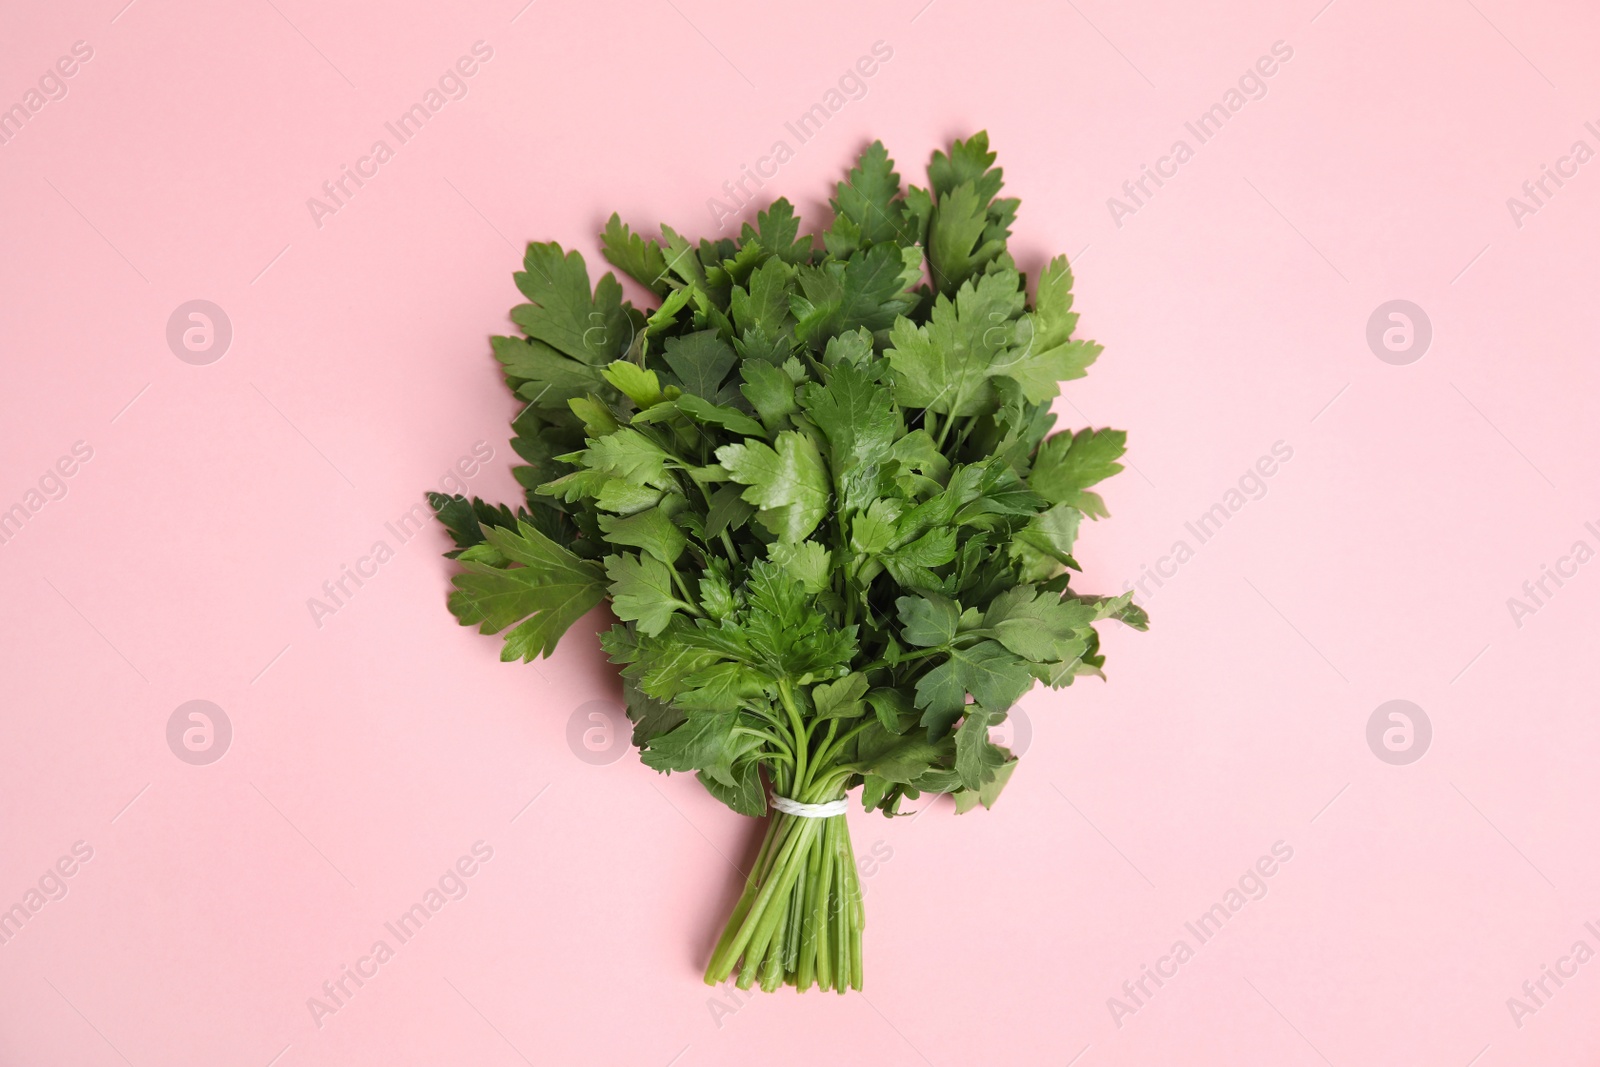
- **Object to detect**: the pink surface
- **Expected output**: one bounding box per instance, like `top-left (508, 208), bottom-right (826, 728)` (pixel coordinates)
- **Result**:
top-left (2, 0), bottom-right (1597, 1063)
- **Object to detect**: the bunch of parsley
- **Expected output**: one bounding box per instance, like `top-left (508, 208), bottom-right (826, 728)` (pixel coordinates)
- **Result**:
top-left (429, 133), bottom-right (1145, 993)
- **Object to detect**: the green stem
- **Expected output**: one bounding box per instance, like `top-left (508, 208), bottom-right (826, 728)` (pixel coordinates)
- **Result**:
top-left (859, 644), bottom-right (947, 674)
top-left (816, 719), bottom-right (877, 770)
top-left (934, 404), bottom-right (959, 451)
top-left (952, 416), bottom-right (977, 456)
top-left (690, 477), bottom-right (741, 568)
top-left (808, 715), bottom-right (837, 754)
top-left (666, 565), bottom-right (703, 616)
top-left (777, 678), bottom-right (809, 794)
top-left (732, 726), bottom-right (793, 763)
top-left (705, 811), bottom-right (790, 977)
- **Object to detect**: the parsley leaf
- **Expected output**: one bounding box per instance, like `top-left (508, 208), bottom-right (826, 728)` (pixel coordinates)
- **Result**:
top-left (1030, 428), bottom-right (1127, 515)
top-left (716, 431), bottom-right (831, 542)
top-left (885, 268), bottom-right (1026, 415)
top-left (826, 140), bottom-right (917, 257)
top-left (446, 520), bottom-right (607, 660)
top-left (601, 213), bottom-right (671, 297)
top-left (512, 243), bottom-right (637, 364)
top-left (606, 551), bottom-right (693, 636)
top-left (800, 360), bottom-right (900, 513)
top-left (914, 640), bottom-right (1035, 736)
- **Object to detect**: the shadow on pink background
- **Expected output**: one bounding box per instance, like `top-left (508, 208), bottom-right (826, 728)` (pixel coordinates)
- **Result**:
top-left (2, 0), bottom-right (1598, 1064)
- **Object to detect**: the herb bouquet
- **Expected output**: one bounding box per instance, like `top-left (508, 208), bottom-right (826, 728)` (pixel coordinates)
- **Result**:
top-left (428, 133), bottom-right (1145, 993)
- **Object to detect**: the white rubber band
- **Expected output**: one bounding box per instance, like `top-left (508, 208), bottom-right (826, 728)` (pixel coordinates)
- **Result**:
top-left (770, 795), bottom-right (848, 818)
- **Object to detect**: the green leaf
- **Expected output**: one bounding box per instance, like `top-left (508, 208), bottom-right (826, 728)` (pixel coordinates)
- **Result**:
top-left (826, 140), bottom-right (917, 256)
top-left (621, 677), bottom-right (686, 748)
top-left (1079, 590), bottom-right (1150, 631)
top-left (897, 593), bottom-right (959, 647)
top-left (953, 758), bottom-right (1016, 813)
top-left (991, 335), bottom-right (1102, 404)
top-left (926, 181), bottom-right (995, 295)
top-left (602, 360), bottom-right (665, 408)
top-left (812, 673), bottom-right (869, 720)
top-left (576, 428), bottom-right (679, 489)
top-left (914, 640), bottom-right (1034, 736)
top-left (492, 335), bottom-right (609, 407)
top-left (791, 243), bottom-right (922, 348)
top-left (1019, 503), bottom-right (1081, 558)
top-left (1028, 255), bottom-right (1082, 349)
top-left (740, 360), bottom-right (798, 431)
top-left (860, 774), bottom-right (891, 811)
top-left (598, 507), bottom-right (687, 564)
top-left (677, 661), bottom-right (767, 712)
top-left (697, 567), bottom-right (739, 620)
top-left (730, 256), bottom-right (795, 339)
top-left (698, 762), bottom-right (766, 816)
top-left (882, 528), bottom-right (958, 590)
top-left (923, 132), bottom-right (1015, 295)
top-left (600, 213), bottom-right (671, 297)
top-left (768, 540), bottom-right (831, 594)
top-left (1031, 428), bottom-right (1126, 508)
top-left (866, 688), bottom-right (916, 734)
top-left (646, 286), bottom-right (694, 336)
top-left (885, 268), bottom-right (1027, 415)
top-left (662, 330), bottom-right (738, 401)
top-left (594, 480), bottom-right (664, 515)
top-left (705, 483), bottom-right (756, 540)
top-left (740, 198), bottom-right (813, 264)
top-left (850, 498), bottom-right (903, 556)
top-left (716, 431), bottom-right (831, 542)
top-left (822, 327), bottom-right (874, 367)
top-left (568, 396), bottom-right (619, 438)
top-left (928, 131), bottom-right (1003, 201)
top-left (728, 561), bottom-right (858, 678)
top-left (800, 360), bottom-right (900, 512)
top-left (855, 726), bottom-right (951, 784)
top-left (658, 224), bottom-right (707, 289)
top-left (673, 393), bottom-right (765, 437)
top-left (1011, 503), bottom-right (1082, 580)
top-left (446, 521), bottom-right (606, 660)
top-left (640, 709), bottom-right (739, 774)
top-left (512, 242), bottom-right (636, 365)
top-left (605, 551), bottom-right (692, 636)
top-left (889, 430), bottom-right (950, 496)
top-left (955, 707), bottom-right (1005, 789)
top-left (977, 585), bottom-right (1096, 662)
top-left (993, 256), bottom-right (1104, 402)
top-left (429, 493), bottom-right (522, 556)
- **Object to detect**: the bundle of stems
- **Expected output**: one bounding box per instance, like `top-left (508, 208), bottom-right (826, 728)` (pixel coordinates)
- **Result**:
top-left (706, 805), bottom-right (863, 992)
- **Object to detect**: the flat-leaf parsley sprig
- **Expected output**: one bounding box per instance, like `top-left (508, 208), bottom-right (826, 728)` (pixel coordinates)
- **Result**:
top-left (429, 132), bottom-right (1146, 993)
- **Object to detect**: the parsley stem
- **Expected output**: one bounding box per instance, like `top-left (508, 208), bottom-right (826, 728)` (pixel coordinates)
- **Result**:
top-left (732, 726), bottom-right (792, 763)
top-left (777, 677), bottom-right (809, 793)
top-left (816, 719), bottom-right (877, 770)
top-left (666, 564), bottom-right (703, 615)
top-left (690, 477), bottom-right (741, 567)
top-left (860, 644), bottom-right (945, 673)
top-left (934, 407), bottom-right (956, 451)
top-left (953, 418), bottom-right (976, 455)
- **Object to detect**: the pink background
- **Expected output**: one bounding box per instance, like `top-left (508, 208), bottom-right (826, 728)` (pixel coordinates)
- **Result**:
top-left (3, 0), bottom-right (1597, 1063)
